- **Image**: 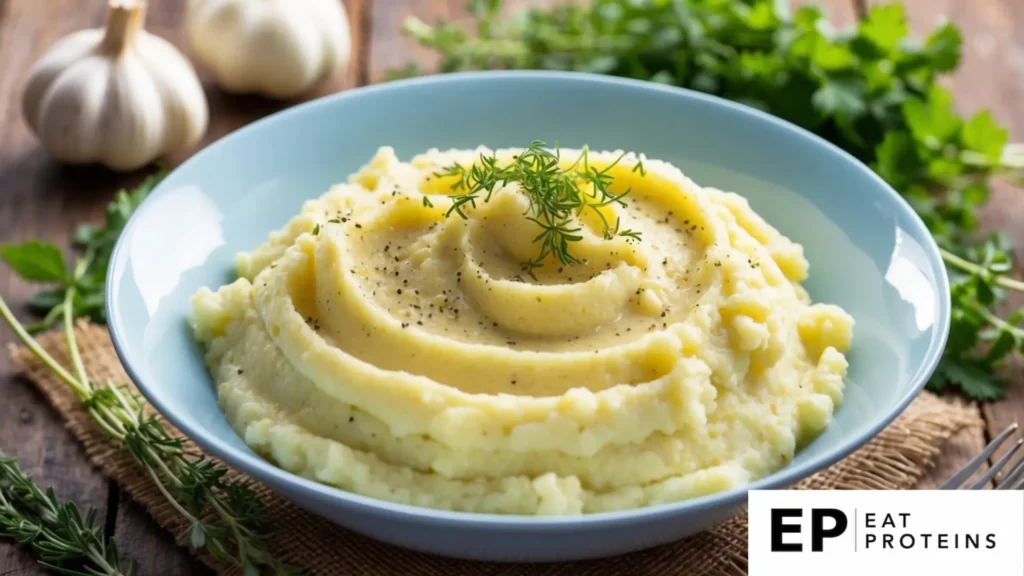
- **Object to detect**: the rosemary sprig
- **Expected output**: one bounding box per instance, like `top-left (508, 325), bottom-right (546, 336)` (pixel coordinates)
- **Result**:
top-left (0, 455), bottom-right (132, 576)
top-left (436, 141), bottom-right (643, 276)
top-left (0, 176), bottom-right (299, 575)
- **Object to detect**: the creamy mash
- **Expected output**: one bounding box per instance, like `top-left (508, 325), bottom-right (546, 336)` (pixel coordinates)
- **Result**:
top-left (191, 146), bottom-right (853, 515)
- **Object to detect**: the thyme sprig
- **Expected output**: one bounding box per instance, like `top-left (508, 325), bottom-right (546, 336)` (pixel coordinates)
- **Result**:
top-left (0, 456), bottom-right (132, 576)
top-left (0, 176), bottom-right (298, 575)
top-left (436, 141), bottom-right (644, 276)
top-left (399, 0), bottom-right (1024, 400)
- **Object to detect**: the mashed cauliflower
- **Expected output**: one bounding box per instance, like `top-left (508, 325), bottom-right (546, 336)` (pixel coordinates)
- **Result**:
top-left (190, 146), bottom-right (853, 515)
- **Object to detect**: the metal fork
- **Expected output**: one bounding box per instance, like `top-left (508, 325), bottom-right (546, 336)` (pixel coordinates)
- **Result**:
top-left (940, 423), bottom-right (1024, 490)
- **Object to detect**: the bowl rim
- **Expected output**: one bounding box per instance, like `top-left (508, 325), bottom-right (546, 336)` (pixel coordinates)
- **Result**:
top-left (106, 69), bottom-right (951, 528)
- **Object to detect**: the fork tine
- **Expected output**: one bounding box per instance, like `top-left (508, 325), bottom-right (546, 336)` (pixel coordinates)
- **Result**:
top-left (940, 424), bottom-right (1018, 490)
top-left (969, 440), bottom-right (1024, 489)
top-left (995, 451), bottom-right (1024, 490)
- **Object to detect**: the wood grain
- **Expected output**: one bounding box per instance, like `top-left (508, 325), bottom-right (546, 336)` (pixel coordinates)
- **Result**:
top-left (115, 491), bottom-right (212, 576)
top-left (881, 0), bottom-right (1024, 483)
top-left (0, 1), bottom-right (120, 572)
top-left (0, 0), bottom-right (1021, 573)
top-left (0, 1), bottom-right (368, 574)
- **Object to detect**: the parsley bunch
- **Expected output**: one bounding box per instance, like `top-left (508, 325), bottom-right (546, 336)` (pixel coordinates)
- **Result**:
top-left (0, 171), bottom-right (166, 333)
top-left (398, 0), bottom-right (1024, 400)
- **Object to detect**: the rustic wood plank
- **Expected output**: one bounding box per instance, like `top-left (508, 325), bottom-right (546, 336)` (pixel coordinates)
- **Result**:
top-left (875, 0), bottom-right (1024, 485)
top-left (113, 1), bottom-right (371, 574)
top-left (894, 0), bottom-right (1024, 472)
top-left (953, 0), bottom-right (1024, 482)
top-left (0, 1), bottom-right (119, 573)
top-left (114, 491), bottom-right (213, 576)
top-left (915, 427), bottom-right (989, 489)
top-left (0, 1), bottom-right (368, 573)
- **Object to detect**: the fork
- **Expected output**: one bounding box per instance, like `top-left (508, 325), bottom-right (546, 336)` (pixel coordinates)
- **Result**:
top-left (940, 423), bottom-right (1024, 490)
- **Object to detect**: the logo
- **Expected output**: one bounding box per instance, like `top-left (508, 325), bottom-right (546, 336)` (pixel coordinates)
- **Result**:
top-left (770, 507), bottom-right (847, 552)
top-left (748, 490), bottom-right (1024, 576)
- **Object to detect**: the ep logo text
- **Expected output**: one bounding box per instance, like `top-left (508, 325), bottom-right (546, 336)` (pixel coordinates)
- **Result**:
top-left (748, 490), bottom-right (1023, 576)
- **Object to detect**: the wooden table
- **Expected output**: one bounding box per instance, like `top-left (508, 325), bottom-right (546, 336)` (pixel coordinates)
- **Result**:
top-left (0, 0), bottom-right (1020, 573)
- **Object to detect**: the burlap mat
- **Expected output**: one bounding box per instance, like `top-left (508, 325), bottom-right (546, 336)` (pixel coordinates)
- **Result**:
top-left (9, 322), bottom-right (982, 576)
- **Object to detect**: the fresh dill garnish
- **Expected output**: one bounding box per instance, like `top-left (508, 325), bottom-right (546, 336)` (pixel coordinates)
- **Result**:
top-left (422, 196), bottom-right (434, 208)
top-left (436, 141), bottom-right (643, 276)
top-left (327, 218), bottom-right (341, 224)
top-left (312, 223), bottom-right (320, 235)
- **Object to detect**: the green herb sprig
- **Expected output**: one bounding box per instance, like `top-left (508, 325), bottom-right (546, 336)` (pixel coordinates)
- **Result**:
top-left (0, 171), bottom-right (166, 334)
top-left (437, 141), bottom-right (642, 276)
top-left (400, 0), bottom-right (1024, 400)
top-left (0, 455), bottom-right (132, 576)
top-left (0, 176), bottom-right (298, 575)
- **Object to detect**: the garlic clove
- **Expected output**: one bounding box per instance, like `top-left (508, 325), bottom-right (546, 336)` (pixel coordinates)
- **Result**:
top-left (136, 36), bottom-right (209, 155)
top-left (22, 31), bottom-right (99, 133)
top-left (98, 58), bottom-right (167, 171)
top-left (35, 56), bottom-right (111, 166)
top-left (309, 0), bottom-right (351, 79)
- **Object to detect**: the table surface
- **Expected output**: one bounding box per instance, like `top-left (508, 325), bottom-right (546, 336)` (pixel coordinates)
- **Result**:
top-left (1, 0), bottom-right (1021, 573)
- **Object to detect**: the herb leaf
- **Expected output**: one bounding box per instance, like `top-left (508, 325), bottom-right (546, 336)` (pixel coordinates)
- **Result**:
top-left (962, 110), bottom-right (1009, 164)
top-left (0, 241), bottom-right (69, 284)
top-left (0, 193), bottom-right (300, 575)
top-left (2, 170), bottom-right (168, 332)
top-left (399, 0), bottom-right (1024, 400)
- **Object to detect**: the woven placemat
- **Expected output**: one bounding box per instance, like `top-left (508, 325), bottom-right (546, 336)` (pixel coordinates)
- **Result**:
top-left (9, 322), bottom-right (982, 575)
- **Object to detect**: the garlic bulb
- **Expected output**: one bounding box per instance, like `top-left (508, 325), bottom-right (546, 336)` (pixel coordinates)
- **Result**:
top-left (185, 0), bottom-right (351, 100)
top-left (22, 0), bottom-right (209, 172)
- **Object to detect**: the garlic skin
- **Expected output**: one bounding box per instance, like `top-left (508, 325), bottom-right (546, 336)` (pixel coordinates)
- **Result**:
top-left (185, 0), bottom-right (351, 100)
top-left (22, 1), bottom-right (209, 172)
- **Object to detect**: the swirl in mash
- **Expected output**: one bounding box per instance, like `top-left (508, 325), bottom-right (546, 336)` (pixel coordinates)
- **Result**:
top-left (190, 146), bottom-right (853, 515)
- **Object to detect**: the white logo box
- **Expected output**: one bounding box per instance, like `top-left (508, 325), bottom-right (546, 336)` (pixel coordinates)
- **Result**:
top-left (749, 490), bottom-right (1024, 576)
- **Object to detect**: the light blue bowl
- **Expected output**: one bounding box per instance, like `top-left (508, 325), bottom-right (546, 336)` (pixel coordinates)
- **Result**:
top-left (107, 71), bottom-right (949, 562)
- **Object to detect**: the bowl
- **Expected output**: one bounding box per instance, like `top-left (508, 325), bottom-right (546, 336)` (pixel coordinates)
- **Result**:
top-left (106, 71), bottom-right (950, 562)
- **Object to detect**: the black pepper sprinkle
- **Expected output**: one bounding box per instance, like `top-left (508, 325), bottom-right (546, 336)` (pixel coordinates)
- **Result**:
top-left (237, 369), bottom-right (243, 375)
